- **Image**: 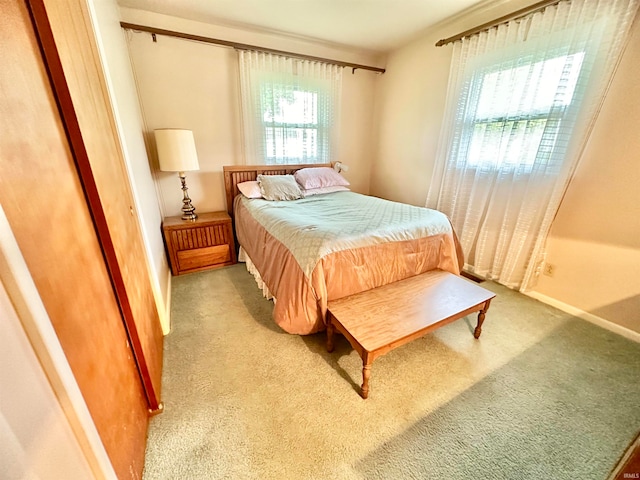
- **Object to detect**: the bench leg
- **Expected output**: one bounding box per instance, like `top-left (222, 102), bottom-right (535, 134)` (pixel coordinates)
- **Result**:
top-left (361, 354), bottom-right (372, 399)
top-left (326, 315), bottom-right (335, 353)
top-left (474, 299), bottom-right (492, 339)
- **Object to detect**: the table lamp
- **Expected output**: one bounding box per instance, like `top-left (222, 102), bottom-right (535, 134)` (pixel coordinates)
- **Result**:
top-left (155, 129), bottom-right (200, 220)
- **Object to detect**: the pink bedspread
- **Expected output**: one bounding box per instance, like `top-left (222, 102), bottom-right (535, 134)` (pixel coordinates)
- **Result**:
top-left (234, 192), bottom-right (463, 334)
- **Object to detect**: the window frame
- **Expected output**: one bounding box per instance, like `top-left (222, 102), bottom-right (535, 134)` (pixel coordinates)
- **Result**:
top-left (260, 86), bottom-right (328, 163)
top-left (459, 47), bottom-right (588, 172)
top-left (255, 72), bottom-right (334, 165)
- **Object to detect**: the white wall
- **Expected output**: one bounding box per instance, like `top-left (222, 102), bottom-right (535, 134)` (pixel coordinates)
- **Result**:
top-left (86, 0), bottom-right (171, 333)
top-left (532, 13), bottom-right (640, 334)
top-left (371, 0), bottom-right (640, 333)
top-left (120, 8), bottom-right (382, 215)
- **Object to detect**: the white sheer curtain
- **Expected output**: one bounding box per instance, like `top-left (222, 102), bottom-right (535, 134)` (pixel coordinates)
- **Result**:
top-left (238, 50), bottom-right (342, 165)
top-left (427, 0), bottom-right (638, 291)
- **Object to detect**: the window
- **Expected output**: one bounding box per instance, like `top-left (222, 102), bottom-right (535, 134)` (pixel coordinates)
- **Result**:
top-left (239, 51), bottom-right (342, 165)
top-left (261, 86), bottom-right (326, 162)
top-left (466, 52), bottom-right (585, 170)
top-left (427, 0), bottom-right (637, 291)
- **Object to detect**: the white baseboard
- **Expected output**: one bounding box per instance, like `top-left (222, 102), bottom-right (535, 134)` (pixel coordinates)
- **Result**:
top-left (161, 273), bottom-right (172, 336)
top-left (525, 291), bottom-right (640, 343)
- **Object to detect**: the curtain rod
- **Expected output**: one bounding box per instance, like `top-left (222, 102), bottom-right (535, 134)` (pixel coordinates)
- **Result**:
top-left (120, 22), bottom-right (386, 73)
top-left (435, 0), bottom-right (563, 46)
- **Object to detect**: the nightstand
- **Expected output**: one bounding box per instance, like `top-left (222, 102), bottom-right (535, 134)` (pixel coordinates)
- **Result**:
top-left (162, 211), bottom-right (236, 275)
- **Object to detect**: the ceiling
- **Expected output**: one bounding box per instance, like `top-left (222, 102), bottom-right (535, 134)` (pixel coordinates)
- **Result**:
top-left (117, 0), bottom-right (488, 53)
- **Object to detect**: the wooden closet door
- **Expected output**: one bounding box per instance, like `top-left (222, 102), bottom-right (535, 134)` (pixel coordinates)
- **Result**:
top-left (0, 1), bottom-right (148, 478)
top-left (39, 0), bottom-right (164, 410)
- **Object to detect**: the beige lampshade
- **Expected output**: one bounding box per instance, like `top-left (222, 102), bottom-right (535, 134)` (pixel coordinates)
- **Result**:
top-left (154, 129), bottom-right (200, 172)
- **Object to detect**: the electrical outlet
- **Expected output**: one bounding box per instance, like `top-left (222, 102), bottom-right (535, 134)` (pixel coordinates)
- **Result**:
top-left (543, 263), bottom-right (555, 277)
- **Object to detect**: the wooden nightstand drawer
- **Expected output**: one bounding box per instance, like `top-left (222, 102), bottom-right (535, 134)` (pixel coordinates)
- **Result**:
top-left (177, 245), bottom-right (230, 272)
top-left (162, 211), bottom-right (236, 275)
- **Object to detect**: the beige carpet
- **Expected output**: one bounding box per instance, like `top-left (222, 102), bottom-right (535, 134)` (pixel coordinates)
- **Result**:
top-left (143, 264), bottom-right (640, 479)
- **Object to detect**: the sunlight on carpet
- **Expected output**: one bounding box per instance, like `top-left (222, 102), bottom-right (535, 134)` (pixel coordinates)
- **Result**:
top-left (143, 265), bottom-right (640, 480)
top-left (357, 318), bottom-right (640, 479)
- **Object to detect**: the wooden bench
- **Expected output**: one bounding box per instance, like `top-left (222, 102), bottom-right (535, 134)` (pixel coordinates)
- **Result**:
top-left (326, 270), bottom-right (495, 399)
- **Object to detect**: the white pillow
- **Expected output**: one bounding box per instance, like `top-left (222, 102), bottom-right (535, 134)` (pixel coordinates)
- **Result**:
top-left (302, 185), bottom-right (350, 197)
top-left (294, 167), bottom-right (350, 190)
top-left (257, 174), bottom-right (303, 201)
top-left (237, 181), bottom-right (262, 199)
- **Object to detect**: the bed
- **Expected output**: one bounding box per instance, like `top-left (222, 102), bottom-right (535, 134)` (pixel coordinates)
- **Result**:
top-left (223, 164), bottom-right (463, 335)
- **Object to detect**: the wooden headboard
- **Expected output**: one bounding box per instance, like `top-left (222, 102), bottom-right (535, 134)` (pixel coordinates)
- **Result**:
top-left (223, 163), bottom-right (332, 217)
